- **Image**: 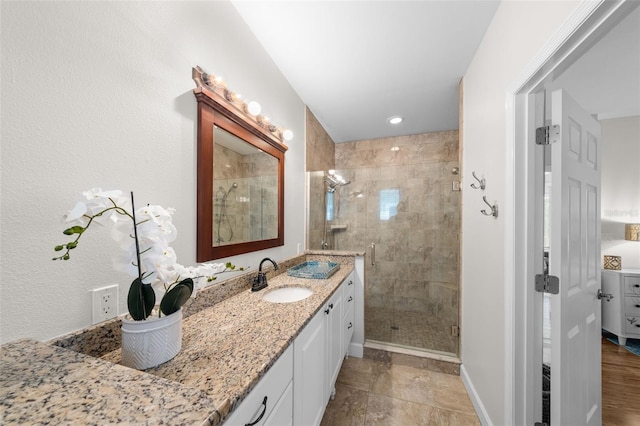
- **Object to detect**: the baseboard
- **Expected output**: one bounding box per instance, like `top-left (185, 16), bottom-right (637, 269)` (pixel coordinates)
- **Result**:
top-left (348, 342), bottom-right (363, 358)
top-left (460, 364), bottom-right (492, 426)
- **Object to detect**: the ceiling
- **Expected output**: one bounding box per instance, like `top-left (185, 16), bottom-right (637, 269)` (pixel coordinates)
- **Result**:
top-left (233, 1), bottom-right (639, 143)
top-left (232, 0), bottom-right (500, 143)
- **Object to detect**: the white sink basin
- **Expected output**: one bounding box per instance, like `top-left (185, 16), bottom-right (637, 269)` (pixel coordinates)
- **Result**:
top-left (263, 287), bottom-right (313, 303)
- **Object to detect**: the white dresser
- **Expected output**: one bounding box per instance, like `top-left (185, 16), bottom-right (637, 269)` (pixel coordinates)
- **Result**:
top-left (601, 268), bottom-right (640, 345)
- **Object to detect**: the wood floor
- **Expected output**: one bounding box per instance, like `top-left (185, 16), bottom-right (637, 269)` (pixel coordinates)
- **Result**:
top-left (602, 337), bottom-right (640, 425)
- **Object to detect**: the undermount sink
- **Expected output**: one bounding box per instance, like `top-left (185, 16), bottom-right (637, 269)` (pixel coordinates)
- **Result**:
top-left (263, 287), bottom-right (313, 303)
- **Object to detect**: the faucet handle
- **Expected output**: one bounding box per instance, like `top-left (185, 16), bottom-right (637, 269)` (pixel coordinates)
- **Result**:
top-left (251, 271), bottom-right (268, 292)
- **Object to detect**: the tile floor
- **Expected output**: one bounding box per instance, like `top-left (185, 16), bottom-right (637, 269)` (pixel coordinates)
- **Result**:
top-left (320, 353), bottom-right (479, 425)
top-left (366, 307), bottom-right (458, 355)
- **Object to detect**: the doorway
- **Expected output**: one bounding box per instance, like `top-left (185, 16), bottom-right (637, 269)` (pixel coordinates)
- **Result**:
top-left (509, 1), bottom-right (640, 424)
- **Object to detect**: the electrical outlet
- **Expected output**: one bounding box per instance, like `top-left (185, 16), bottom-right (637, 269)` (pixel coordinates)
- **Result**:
top-left (92, 284), bottom-right (118, 324)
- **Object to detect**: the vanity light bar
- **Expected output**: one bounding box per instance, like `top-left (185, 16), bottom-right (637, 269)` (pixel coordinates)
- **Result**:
top-left (193, 66), bottom-right (293, 144)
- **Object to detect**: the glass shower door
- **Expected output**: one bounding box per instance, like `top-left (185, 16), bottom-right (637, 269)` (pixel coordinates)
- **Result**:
top-left (319, 164), bottom-right (460, 356)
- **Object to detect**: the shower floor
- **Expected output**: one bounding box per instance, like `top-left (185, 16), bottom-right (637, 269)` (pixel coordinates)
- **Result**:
top-left (365, 307), bottom-right (458, 356)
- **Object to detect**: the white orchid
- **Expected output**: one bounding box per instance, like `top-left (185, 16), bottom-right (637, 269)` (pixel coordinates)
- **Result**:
top-left (54, 189), bottom-right (245, 320)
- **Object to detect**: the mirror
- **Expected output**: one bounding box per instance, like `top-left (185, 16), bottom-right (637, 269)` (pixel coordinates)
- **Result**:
top-left (193, 67), bottom-right (287, 262)
top-left (212, 126), bottom-right (279, 245)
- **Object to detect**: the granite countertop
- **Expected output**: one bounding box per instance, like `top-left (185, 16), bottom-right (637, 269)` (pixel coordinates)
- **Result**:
top-left (0, 259), bottom-right (354, 425)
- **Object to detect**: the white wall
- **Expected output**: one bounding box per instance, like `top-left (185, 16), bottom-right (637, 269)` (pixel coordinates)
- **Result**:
top-left (601, 116), bottom-right (640, 269)
top-left (461, 1), bottom-right (581, 424)
top-left (0, 1), bottom-right (305, 344)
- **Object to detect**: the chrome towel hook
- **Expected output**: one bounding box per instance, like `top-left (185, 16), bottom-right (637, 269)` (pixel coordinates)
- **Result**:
top-left (481, 196), bottom-right (498, 218)
top-left (471, 171), bottom-right (486, 190)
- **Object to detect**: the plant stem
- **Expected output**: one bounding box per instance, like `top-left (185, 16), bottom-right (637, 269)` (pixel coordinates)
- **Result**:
top-left (130, 191), bottom-right (147, 319)
top-left (52, 204), bottom-right (133, 261)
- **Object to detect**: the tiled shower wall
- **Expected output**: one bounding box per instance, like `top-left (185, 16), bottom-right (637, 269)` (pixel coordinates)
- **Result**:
top-left (308, 130), bottom-right (460, 355)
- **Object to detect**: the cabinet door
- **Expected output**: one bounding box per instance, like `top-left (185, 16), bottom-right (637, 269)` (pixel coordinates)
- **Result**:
top-left (294, 308), bottom-right (326, 426)
top-left (327, 285), bottom-right (343, 400)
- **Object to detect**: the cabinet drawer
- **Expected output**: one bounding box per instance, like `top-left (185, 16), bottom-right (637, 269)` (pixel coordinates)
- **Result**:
top-left (264, 381), bottom-right (293, 426)
top-left (624, 276), bottom-right (640, 295)
top-left (344, 303), bottom-right (355, 345)
top-left (344, 274), bottom-right (355, 298)
top-left (224, 345), bottom-right (293, 426)
top-left (623, 315), bottom-right (640, 336)
top-left (343, 287), bottom-right (355, 319)
top-left (624, 296), bottom-right (640, 315)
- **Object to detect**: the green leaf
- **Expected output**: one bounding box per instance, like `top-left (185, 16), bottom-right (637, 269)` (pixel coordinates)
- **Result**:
top-left (66, 241), bottom-right (78, 249)
top-left (160, 278), bottom-right (193, 316)
top-left (54, 245), bottom-right (64, 251)
top-left (127, 278), bottom-right (156, 320)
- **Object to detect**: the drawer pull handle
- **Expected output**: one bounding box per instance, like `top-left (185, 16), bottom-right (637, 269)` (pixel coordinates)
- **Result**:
top-left (329, 303), bottom-right (334, 309)
top-left (348, 322), bottom-right (353, 329)
top-left (348, 296), bottom-right (353, 302)
top-left (348, 280), bottom-right (353, 286)
top-left (325, 308), bottom-right (330, 315)
top-left (635, 284), bottom-right (640, 288)
top-left (636, 304), bottom-right (640, 308)
top-left (245, 396), bottom-right (267, 426)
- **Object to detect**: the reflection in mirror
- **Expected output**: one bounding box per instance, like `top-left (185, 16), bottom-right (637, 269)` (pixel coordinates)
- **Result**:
top-left (213, 126), bottom-right (278, 246)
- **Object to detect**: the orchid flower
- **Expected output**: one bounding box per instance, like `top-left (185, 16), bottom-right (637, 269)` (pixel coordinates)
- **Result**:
top-left (54, 189), bottom-right (245, 320)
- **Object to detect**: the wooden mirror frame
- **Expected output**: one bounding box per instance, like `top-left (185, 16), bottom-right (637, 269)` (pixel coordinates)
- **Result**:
top-left (193, 67), bottom-right (287, 262)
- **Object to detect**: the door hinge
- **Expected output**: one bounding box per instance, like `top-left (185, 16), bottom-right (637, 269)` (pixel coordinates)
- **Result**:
top-left (451, 326), bottom-right (459, 337)
top-left (535, 273), bottom-right (559, 294)
top-left (535, 125), bottom-right (560, 145)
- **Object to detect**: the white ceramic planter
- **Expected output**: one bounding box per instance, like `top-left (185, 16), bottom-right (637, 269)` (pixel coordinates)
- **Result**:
top-left (121, 309), bottom-right (182, 370)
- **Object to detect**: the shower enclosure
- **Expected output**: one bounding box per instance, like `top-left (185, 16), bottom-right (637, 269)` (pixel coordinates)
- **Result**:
top-left (307, 131), bottom-right (460, 356)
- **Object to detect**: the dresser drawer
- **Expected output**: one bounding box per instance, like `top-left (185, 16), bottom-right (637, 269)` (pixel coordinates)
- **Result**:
top-left (623, 315), bottom-right (640, 336)
top-left (624, 276), bottom-right (640, 295)
top-left (624, 296), bottom-right (640, 315)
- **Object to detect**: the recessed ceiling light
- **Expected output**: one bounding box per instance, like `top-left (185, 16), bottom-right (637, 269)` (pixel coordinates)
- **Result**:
top-left (388, 116), bottom-right (403, 125)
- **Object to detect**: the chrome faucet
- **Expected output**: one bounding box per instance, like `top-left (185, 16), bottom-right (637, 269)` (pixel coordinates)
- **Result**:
top-left (252, 257), bottom-right (279, 292)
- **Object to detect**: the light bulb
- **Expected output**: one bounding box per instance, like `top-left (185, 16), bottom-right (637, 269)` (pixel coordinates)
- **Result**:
top-left (247, 101), bottom-right (261, 116)
top-left (388, 116), bottom-right (403, 125)
top-left (283, 129), bottom-right (293, 141)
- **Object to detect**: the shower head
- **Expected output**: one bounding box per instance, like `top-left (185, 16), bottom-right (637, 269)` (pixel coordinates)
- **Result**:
top-left (222, 183), bottom-right (238, 201)
top-left (324, 173), bottom-right (350, 192)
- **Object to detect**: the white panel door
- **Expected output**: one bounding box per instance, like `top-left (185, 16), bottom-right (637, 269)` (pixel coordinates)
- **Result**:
top-left (549, 89), bottom-right (602, 426)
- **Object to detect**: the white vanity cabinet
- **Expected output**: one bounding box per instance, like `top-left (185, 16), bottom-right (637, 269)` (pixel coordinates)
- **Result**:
top-left (294, 273), bottom-right (354, 426)
top-left (602, 269), bottom-right (640, 345)
top-left (326, 283), bottom-right (344, 401)
top-left (223, 345), bottom-right (293, 426)
top-left (343, 273), bottom-right (356, 355)
top-left (293, 302), bottom-right (326, 426)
